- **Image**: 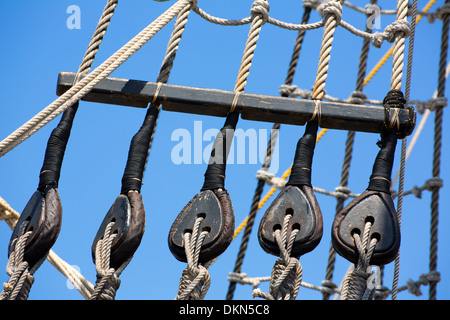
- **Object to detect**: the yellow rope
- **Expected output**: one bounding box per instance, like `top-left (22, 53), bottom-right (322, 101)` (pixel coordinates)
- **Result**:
top-left (231, 0), bottom-right (437, 244)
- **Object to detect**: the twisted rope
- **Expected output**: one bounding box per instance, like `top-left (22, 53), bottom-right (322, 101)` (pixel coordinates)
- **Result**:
top-left (175, 216), bottom-right (211, 300)
top-left (311, 0), bottom-right (342, 101)
top-left (429, 0), bottom-right (449, 300)
top-left (0, 223), bottom-right (45, 300)
top-left (253, 214), bottom-right (303, 300)
top-left (90, 221), bottom-right (131, 300)
top-left (340, 221), bottom-right (378, 300)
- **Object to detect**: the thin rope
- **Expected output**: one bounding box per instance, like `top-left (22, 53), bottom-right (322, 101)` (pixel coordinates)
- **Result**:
top-left (429, 0), bottom-right (449, 300)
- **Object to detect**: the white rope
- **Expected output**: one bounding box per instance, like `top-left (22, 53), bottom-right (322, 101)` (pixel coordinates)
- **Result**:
top-left (174, 216), bottom-right (211, 300)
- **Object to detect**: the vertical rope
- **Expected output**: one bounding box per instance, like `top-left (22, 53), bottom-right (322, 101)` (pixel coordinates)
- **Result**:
top-left (391, 0), bottom-right (418, 301)
top-left (226, 4), bottom-right (312, 301)
top-left (323, 0), bottom-right (376, 300)
top-left (311, 1), bottom-right (342, 100)
top-left (387, 0), bottom-right (409, 300)
top-left (429, 0), bottom-right (449, 300)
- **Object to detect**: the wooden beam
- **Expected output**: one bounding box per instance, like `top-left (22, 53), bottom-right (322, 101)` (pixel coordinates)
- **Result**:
top-left (57, 72), bottom-right (416, 135)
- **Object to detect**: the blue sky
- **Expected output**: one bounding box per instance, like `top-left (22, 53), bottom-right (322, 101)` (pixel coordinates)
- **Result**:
top-left (0, 0), bottom-right (449, 300)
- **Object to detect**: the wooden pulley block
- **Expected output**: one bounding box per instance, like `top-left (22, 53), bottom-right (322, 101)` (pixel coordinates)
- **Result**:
top-left (8, 186), bottom-right (62, 269)
top-left (258, 121), bottom-right (323, 258)
top-left (331, 189), bottom-right (400, 265)
top-left (331, 90), bottom-right (406, 266)
top-left (92, 190), bottom-right (145, 270)
top-left (258, 184), bottom-right (323, 258)
top-left (168, 189), bottom-right (235, 264)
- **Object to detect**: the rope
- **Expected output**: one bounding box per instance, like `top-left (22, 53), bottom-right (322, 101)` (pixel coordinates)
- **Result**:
top-left (340, 221), bottom-right (378, 300)
top-left (391, 0), bottom-right (418, 300)
top-left (0, 223), bottom-right (46, 300)
top-left (0, 0), bottom-right (193, 158)
top-left (253, 214), bottom-right (303, 300)
top-left (175, 216), bottom-right (211, 300)
top-left (90, 221), bottom-right (131, 300)
top-left (429, 0), bottom-right (449, 299)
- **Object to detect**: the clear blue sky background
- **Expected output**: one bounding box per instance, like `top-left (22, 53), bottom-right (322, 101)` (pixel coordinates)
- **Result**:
top-left (0, 0), bottom-right (449, 300)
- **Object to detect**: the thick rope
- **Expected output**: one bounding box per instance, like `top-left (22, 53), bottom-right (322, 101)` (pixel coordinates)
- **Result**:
top-left (391, 0), bottom-right (418, 300)
top-left (322, 0), bottom-right (377, 300)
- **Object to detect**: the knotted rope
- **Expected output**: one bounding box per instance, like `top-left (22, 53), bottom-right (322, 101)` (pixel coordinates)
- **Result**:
top-left (0, 222), bottom-right (45, 300)
top-left (175, 216), bottom-right (211, 300)
top-left (253, 213), bottom-right (303, 300)
top-left (340, 220), bottom-right (378, 300)
top-left (90, 221), bottom-right (131, 300)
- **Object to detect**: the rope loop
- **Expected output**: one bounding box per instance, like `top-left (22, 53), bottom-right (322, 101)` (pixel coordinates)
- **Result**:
top-left (175, 215), bottom-right (211, 300)
top-left (0, 224), bottom-right (39, 300)
top-left (349, 90), bottom-right (368, 105)
top-left (319, 1), bottom-right (343, 25)
top-left (251, 0), bottom-right (270, 25)
top-left (334, 185), bottom-right (351, 200)
top-left (385, 19), bottom-right (411, 43)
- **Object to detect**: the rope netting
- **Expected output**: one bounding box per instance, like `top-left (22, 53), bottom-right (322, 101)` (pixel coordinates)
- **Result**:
top-left (0, 0), bottom-right (448, 300)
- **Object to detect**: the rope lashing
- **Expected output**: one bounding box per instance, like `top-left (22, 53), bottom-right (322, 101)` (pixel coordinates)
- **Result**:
top-left (90, 220), bottom-right (131, 300)
top-left (254, 214), bottom-right (303, 300)
top-left (0, 224), bottom-right (37, 300)
top-left (175, 215), bottom-right (211, 300)
top-left (371, 20), bottom-right (411, 48)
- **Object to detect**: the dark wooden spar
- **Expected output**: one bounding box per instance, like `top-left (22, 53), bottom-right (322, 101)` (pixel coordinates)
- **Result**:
top-left (57, 72), bottom-right (416, 137)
